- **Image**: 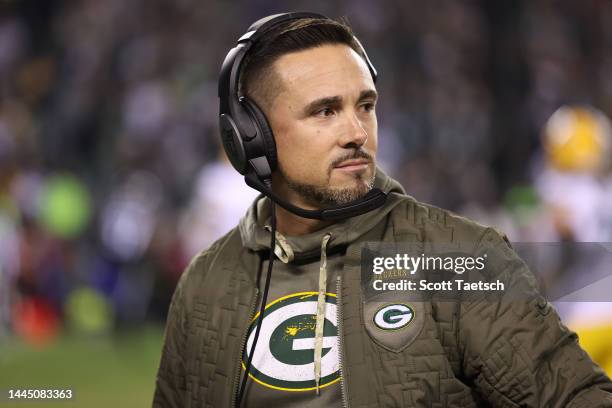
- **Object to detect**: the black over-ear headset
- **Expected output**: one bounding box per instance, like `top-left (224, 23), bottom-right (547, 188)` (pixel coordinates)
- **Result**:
top-left (218, 11), bottom-right (387, 221)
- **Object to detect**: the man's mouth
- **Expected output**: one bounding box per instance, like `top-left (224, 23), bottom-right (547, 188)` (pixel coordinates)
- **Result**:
top-left (333, 158), bottom-right (370, 171)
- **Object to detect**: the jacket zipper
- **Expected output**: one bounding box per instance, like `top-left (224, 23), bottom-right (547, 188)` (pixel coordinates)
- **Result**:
top-left (336, 276), bottom-right (350, 408)
top-left (231, 287), bottom-right (259, 408)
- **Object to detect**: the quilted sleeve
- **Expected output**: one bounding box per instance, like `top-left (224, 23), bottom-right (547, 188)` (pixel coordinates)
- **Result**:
top-left (153, 264), bottom-right (190, 408)
top-left (459, 228), bottom-right (612, 407)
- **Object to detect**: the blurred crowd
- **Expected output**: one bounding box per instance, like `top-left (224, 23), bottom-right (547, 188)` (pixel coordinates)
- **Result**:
top-left (0, 0), bottom-right (611, 368)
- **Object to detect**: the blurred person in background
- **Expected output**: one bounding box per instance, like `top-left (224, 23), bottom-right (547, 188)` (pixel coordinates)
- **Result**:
top-left (533, 105), bottom-right (612, 375)
top-left (179, 144), bottom-right (259, 259)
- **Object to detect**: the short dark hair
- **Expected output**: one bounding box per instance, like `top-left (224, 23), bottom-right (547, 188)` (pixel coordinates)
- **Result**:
top-left (240, 17), bottom-right (365, 111)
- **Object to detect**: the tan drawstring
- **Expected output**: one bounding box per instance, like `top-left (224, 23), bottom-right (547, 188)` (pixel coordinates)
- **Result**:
top-left (263, 225), bottom-right (330, 395)
top-left (314, 233), bottom-right (332, 395)
top-left (264, 226), bottom-right (294, 263)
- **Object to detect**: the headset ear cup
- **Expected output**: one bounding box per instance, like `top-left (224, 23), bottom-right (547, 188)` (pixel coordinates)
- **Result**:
top-left (241, 97), bottom-right (277, 171)
top-left (219, 114), bottom-right (248, 174)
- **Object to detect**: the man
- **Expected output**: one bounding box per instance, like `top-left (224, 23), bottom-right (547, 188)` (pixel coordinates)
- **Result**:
top-left (153, 13), bottom-right (612, 407)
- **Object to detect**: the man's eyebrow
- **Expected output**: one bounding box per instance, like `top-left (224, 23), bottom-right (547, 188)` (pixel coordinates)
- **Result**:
top-left (358, 89), bottom-right (378, 102)
top-left (303, 96), bottom-right (342, 115)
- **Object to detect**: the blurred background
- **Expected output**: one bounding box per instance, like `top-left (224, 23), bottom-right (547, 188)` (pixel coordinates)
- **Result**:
top-left (1, 0), bottom-right (611, 406)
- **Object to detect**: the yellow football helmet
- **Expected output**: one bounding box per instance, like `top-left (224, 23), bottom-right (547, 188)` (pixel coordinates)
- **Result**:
top-left (543, 105), bottom-right (611, 172)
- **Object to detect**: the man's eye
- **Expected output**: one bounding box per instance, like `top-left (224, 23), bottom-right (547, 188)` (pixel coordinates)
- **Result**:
top-left (361, 102), bottom-right (375, 112)
top-left (316, 107), bottom-right (335, 117)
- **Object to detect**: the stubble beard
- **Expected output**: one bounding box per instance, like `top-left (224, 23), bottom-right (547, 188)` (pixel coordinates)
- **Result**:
top-left (280, 150), bottom-right (376, 207)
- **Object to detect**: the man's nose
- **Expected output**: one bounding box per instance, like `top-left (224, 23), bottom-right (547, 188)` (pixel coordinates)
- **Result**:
top-left (338, 110), bottom-right (368, 147)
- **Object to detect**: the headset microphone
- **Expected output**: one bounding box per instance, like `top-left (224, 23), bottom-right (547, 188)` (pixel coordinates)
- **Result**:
top-left (244, 172), bottom-right (387, 221)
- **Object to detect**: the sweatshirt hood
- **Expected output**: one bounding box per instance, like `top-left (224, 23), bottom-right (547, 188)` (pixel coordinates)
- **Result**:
top-left (238, 167), bottom-right (405, 262)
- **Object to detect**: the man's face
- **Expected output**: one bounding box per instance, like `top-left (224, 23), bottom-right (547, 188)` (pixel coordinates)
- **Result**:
top-left (266, 44), bottom-right (378, 208)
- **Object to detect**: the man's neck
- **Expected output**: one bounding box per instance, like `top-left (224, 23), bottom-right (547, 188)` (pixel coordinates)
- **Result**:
top-left (270, 179), bottom-right (335, 236)
top-left (274, 204), bottom-right (334, 236)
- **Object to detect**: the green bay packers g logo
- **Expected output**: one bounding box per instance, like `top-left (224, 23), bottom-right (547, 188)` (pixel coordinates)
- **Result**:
top-left (373, 304), bottom-right (414, 330)
top-left (242, 292), bottom-right (340, 392)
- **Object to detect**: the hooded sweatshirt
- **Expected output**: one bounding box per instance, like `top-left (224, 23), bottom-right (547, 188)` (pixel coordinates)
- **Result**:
top-left (236, 168), bottom-right (406, 407)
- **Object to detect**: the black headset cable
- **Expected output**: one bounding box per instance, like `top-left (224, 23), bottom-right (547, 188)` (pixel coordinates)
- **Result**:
top-left (237, 179), bottom-right (276, 407)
